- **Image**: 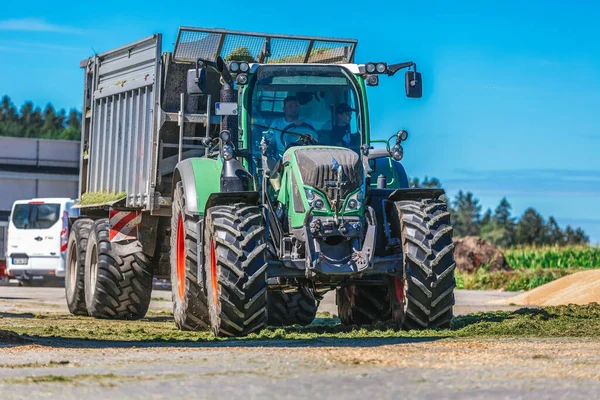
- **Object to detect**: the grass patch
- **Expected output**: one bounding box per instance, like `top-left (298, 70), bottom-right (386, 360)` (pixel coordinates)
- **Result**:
top-left (455, 268), bottom-right (584, 291)
top-left (0, 304), bottom-right (599, 342)
top-left (77, 191), bottom-right (127, 206)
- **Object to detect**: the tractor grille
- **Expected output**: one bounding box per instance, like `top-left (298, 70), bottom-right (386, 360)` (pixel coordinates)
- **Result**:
top-left (294, 148), bottom-right (363, 210)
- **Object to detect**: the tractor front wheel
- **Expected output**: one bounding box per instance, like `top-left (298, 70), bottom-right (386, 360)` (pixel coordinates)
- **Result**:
top-left (390, 198), bottom-right (456, 330)
top-left (204, 204), bottom-right (267, 337)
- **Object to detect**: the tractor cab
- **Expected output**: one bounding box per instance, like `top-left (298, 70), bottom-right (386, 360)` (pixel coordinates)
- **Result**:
top-left (246, 64), bottom-right (364, 161)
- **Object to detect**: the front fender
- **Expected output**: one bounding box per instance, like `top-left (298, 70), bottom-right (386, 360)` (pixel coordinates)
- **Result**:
top-left (173, 158), bottom-right (222, 216)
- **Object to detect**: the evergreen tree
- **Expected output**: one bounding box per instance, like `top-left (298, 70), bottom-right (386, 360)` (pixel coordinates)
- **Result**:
top-left (544, 217), bottom-right (563, 245)
top-left (515, 208), bottom-right (546, 245)
top-left (451, 191), bottom-right (482, 237)
top-left (0, 96), bottom-right (80, 140)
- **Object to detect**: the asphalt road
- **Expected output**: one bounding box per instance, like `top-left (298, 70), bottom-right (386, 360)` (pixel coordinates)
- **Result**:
top-left (1, 286), bottom-right (598, 399)
top-left (0, 285), bottom-right (522, 317)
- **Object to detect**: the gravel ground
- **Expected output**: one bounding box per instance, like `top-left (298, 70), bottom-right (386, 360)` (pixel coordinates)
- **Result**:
top-left (2, 286), bottom-right (598, 399)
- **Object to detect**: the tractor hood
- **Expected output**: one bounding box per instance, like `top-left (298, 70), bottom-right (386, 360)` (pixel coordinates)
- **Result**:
top-left (289, 147), bottom-right (364, 210)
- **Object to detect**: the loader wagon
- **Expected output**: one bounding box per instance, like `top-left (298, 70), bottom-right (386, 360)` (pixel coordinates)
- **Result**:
top-left (67, 26), bottom-right (456, 337)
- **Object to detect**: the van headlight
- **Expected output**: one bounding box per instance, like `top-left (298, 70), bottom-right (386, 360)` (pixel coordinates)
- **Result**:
top-left (345, 188), bottom-right (364, 211)
top-left (304, 188), bottom-right (327, 210)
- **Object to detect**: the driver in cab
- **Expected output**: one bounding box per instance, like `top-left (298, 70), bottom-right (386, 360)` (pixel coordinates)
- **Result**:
top-left (266, 96), bottom-right (317, 156)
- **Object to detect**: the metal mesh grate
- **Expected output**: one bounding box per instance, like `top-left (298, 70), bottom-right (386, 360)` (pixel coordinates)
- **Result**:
top-left (308, 40), bottom-right (354, 64)
top-left (265, 38), bottom-right (310, 63)
top-left (220, 34), bottom-right (264, 62)
top-left (173, 27), bottom-right (357, 64)
top-left (175, 30), bottom-right (222, 61)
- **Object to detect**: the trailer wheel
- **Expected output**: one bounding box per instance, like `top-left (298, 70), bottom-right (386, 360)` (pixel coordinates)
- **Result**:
top-left (204, 204), bottom-right (267, 337)
top-left (267, 287), bottom-right (318, 326)
top-left (65, 218), bottom-right (93, 316)
top-left (84, 219), bottom-right (153, 320)
top-left (336, 284), bottom-right (391, 326)
top-left (390, 198), bottom-right (456, 330)
top-left (170, 181), bottom-right (210, 330)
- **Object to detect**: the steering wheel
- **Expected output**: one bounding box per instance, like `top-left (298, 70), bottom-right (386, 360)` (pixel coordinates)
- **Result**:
top-left (280, 122), bottom-right (318, 148)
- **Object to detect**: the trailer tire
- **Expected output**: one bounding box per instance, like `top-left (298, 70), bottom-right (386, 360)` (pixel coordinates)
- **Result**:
top-left (390, 198), bottom-right (456, 330)
top-left (267, 288), bottom-right (318, 326)
top-left (65, 218), bottom-right (93, 316)
top-left (336, 284), bottom-right (391, 326)
top-left (204, 204), bottom-right (267, 337)
top-left (84, 219), bottom-right (153, 320)
top-left (171, 181), bottom-right (210, 331)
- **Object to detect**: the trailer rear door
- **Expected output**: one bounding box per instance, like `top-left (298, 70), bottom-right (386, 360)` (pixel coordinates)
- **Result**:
top-left (87, 34), bottom-right (162, 209)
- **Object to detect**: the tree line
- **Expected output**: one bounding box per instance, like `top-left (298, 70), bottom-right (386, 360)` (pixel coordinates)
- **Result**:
top-left (0, 95), bottom-right (81, 141)
top-left (410, 176), bottom-right (589, 247)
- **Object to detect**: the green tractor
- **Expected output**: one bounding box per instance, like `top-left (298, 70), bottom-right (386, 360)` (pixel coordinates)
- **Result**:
top-left (69, 27), bottom-right (455, 337)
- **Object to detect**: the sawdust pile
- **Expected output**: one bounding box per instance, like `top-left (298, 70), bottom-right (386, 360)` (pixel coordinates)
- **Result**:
top-left (503, 270), bottom-right (600, 306)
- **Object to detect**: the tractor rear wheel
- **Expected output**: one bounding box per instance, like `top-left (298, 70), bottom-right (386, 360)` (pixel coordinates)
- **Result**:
top-left (336, 284), bottom-right (391, 326)
top-left (84, 219), bottom-right (153, 320)
top-left (204, 204), bottom-right (267, 337)
top-left (390, 198), bottom-right (456, 330)
top-left (170, 181), bottom-right (210, 330)
top-left (267, 287), bottom-right (318, 326)
top-left (65, 218), bottom-right (93, 316)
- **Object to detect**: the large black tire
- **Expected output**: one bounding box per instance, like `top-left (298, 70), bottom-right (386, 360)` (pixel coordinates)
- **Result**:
top-left (336, 284), bottom-right (391, 326)
top-left (390, 198), bottom-right (456, 330)
top-left (267, 287), bottom-right (319, 326)
top-left (84, 219), bottom-right (153, 320)
top-left (170, 181), bottom-right (210, 331)
top-left (204, 204), bottom-right (267, 337)
top-left (65, 218), bottom-right (93, 316)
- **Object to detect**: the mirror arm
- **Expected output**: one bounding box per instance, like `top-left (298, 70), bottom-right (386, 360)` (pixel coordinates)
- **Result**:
top-left (387, 61), bottom-right (416, 77)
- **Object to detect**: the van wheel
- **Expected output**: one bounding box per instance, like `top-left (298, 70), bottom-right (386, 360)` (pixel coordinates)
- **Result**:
top-left (84, 219), bottom-right (153, 320)
top-left (65, 218), bottom-right (93, 315)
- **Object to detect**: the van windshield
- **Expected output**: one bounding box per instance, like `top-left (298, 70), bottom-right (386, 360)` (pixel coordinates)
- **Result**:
top-left (12, 203), bottom-right (61, 230)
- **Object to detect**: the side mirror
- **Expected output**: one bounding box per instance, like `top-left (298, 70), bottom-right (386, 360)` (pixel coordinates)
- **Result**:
top-left (187, 64), bottom-right (207, 95)
top-left (405, 71), bottom-right (422, 98)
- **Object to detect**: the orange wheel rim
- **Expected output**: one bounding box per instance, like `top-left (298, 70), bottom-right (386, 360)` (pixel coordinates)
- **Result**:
top-left (210, 239), bottom-right (218, 307)
top-left (176, 214), bottom-right (185, 301)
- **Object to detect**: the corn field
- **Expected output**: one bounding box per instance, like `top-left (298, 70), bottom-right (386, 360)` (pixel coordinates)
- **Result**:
top-left (503, 245), bottom-right (600, 269)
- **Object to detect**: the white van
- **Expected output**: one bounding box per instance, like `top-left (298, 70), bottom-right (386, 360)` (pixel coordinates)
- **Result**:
top-left (6, 198), bottom-right (79, 283)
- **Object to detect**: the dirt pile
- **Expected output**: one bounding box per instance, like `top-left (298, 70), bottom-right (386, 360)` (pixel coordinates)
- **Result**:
top-left (454, 236), bottom-right (511, 273)
top-left (501, 269), bottom-right (600, 306)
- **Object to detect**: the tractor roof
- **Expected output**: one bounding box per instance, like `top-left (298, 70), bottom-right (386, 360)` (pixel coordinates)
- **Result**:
top-left (173, 26), bottom-right (358, 65)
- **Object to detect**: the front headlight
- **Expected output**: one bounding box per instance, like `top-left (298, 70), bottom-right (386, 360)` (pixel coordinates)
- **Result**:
top-left (345, 188), bottom-right (364, 212)
top-left (304, 188), bottom-right (327, 210)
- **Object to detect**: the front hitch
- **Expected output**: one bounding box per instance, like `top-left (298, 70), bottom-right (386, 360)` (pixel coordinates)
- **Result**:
top-left (304, 206), bottom-right (378, 276)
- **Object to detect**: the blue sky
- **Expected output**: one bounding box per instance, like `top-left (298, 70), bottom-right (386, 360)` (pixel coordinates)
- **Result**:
top-left (1, 0), bottom-right (599, 242)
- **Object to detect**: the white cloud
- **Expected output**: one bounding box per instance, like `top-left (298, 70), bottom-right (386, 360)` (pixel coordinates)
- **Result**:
top-left (0, 18), bottom-right (83, 34)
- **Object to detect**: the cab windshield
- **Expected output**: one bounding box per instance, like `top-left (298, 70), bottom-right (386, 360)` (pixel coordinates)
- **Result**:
top-left (247, 65), bottom-right (363, 160)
